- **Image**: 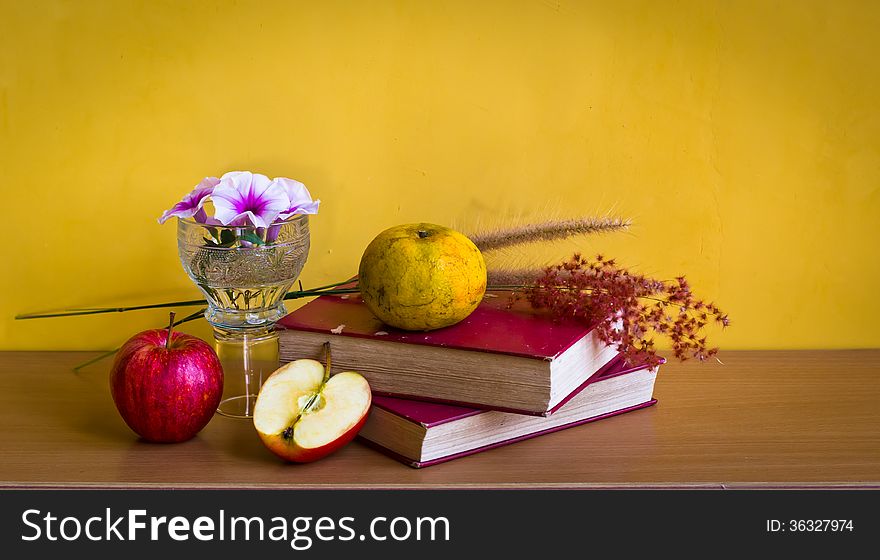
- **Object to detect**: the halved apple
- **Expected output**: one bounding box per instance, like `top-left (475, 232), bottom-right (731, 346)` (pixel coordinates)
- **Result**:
top-left (253, 358), bottom-right (372, 463)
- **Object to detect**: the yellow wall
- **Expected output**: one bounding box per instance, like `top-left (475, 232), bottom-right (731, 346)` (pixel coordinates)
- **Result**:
top-left (2, 0), bottom-right (878, 351)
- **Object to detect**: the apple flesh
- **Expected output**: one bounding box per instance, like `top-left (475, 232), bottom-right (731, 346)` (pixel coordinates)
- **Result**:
top-left (253, 359), bottom-right (371, 463)
top-left (110, 328), bottom-right (223, 443)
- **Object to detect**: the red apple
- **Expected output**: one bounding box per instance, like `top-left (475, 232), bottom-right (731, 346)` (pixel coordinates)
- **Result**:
top-left (253, 357), bottom-right (371, 463)
top-left (110, 314), bottom-right (223, 443)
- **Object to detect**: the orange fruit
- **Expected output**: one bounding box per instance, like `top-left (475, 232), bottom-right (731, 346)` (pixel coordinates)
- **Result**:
top-left (358, 223), bottom-right (487, 331)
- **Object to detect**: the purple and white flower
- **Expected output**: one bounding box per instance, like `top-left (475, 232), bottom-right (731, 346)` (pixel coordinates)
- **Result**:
top-left (159, 171), bottom-right (319, 232)
top-left (157, 177), bottom-right (219, 224)
top-left (211, 171), bottom-right (290, 228)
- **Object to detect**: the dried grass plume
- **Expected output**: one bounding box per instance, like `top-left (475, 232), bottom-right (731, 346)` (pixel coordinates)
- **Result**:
top-left (468, 216), bottom-right (631, 253)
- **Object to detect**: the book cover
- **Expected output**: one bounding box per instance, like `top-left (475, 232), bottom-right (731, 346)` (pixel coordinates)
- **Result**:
top-left (279, 290), bottom-right (601, 361)
top-left (359, 401), bottom-right (657, 469)
top-left (359, 355), bottom-right (660, 468)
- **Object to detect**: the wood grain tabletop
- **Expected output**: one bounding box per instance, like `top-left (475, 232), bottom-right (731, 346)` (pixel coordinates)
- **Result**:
top-left (1, 350), bottom-right (878, 489)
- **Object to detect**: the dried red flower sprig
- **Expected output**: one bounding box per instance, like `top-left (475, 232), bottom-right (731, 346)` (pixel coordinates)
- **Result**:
top-left (521, 254), bottom-right (729, 368)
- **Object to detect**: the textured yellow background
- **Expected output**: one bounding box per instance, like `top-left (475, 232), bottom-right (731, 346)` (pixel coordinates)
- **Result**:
top-left (2, 0), bottom-right (878, 351)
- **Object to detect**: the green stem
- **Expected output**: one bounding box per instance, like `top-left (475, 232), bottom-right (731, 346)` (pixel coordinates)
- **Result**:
top-left (15, 283), bottom-right (359, 321)
top-left (72, 349), bottom-right (122, 372)
top-left (301, 278), bottom-right (357, 293)
top-left (72, 308), bottom-right (206, 372)
top-left (15, 299), bottom-right (206, 319)
top-left (289, 288), bottom-right (361, 298)
top-left (19, 282), bottom-right (629, 322)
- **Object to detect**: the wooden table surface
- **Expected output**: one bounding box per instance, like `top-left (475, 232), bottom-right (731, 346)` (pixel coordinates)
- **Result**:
top-left (1, 350), bottom-right (878, 489)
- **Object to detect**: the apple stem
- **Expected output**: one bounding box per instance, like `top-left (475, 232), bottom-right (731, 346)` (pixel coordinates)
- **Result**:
top-left (322, 341), bottom-right (332, 384)
top-left (293, 342), bottom-right (332, 422)
top-left (166, 312), bottom-right (175, 349)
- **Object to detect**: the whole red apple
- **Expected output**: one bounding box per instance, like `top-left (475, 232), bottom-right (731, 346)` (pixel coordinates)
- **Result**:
top-left (110, 314), bottom-right (223, 443)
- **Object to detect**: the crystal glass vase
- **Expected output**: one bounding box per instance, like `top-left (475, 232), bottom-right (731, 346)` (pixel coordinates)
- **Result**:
top-left (177, 215), bottom-right (310, 418)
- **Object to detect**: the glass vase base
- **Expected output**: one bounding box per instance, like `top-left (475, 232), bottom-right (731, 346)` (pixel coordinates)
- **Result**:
top-left (205, 302), bottom-right (288, 330)
top-left (216, 395), bottom-right (261, 419)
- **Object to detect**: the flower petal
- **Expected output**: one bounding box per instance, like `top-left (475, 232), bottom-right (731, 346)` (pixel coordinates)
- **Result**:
top-left (157, 177), bottom-right (219, 224)
top-left (158, 202), bottom-right (197, 224)
top-left (251, 172), bottom-right (272, 191)
top-left (272, 177), bottom-right (320, 218)
top-left (196, 176), bottom-right (221, 190)
top-left (272, 177), bottom-right (310, 203)
top-left (279, 199), bottom-right (320, 219)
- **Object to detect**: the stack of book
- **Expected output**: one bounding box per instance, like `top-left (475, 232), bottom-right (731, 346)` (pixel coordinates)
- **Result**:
top-left (278, 290), bottom-right (660, 468)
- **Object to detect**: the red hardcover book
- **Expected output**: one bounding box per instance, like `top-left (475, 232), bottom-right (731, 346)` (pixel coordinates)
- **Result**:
top-left (357, 354), bottom-right (660, 468)
top-left (278, 290), bottom-right (619, 415)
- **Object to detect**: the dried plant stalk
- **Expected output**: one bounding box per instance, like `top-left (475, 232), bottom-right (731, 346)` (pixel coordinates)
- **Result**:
top-left (487, 267), bottom-right (549, 287)
top-left (469, 216), bottom-right (631, 253)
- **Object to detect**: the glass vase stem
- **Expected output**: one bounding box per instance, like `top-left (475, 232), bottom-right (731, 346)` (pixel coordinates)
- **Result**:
top-left (213, 326), bottom-right (280, 418)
